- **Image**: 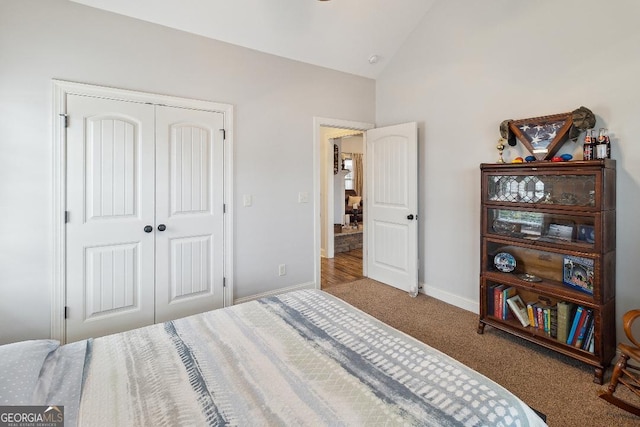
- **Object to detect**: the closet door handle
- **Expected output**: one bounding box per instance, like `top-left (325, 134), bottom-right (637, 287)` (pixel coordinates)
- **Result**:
top-left (157, 224), bottom-right (166, 232)
top-left (144, 225), bottom-right (153, 233)
top-left (407, 214), bottom-right (415, 220)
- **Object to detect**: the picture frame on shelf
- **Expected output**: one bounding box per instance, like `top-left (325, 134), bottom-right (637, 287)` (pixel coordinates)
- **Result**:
top-left (563, 255), bottom-right (594, 295)
top-left (506, 294), bottom-right (530, 328)
top-left (547, 223), bottom-right (574, 241)
top-left (520, 223), bottom-right (543, 236)
top-left (577, 224), bottom-right (595, 243)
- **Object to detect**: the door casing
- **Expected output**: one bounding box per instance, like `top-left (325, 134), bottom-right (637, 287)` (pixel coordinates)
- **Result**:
top-left (52, 80), bottom-right (234, 343)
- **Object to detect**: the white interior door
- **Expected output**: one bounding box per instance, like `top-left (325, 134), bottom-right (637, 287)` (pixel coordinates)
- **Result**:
top-left (365, 122), bottom-right (418, 293)
top-left (154, 106), bottom-right (225, 323)
top-left (66, 95), bottom-right (156, 342)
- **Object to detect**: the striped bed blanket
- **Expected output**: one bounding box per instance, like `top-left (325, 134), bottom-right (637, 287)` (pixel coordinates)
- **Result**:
top-left (75, 289), bottom-right (545, 426)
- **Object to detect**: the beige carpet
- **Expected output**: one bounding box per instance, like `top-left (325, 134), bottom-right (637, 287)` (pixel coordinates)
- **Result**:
top-left (323, 278), bottom-right (639, 427)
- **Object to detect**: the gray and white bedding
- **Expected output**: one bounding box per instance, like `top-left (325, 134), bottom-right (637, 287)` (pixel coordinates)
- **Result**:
top-left (1, 289), bottom-right (546, 426)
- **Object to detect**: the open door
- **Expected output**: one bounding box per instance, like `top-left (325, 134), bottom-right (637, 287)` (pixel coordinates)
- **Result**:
top-left (365, 122), bottom-right (418, 294)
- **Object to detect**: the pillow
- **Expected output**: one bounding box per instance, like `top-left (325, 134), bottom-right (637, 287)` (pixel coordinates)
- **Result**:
top-left (347, 195), bottom-right (362, 207)
top-left (0, 339), bottom-right (59, 405)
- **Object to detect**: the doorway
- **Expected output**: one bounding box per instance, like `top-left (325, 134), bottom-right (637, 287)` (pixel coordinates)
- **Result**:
top-left (313, 118), bottom-right (419, 295)
top-left (312, 117), bottom-right (374, 290)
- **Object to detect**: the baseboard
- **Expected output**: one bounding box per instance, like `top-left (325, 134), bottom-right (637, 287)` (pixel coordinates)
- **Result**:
top-left (421, 282), bottom-right (479, 314)
top-left (233, 281), bottom-right (316, 305)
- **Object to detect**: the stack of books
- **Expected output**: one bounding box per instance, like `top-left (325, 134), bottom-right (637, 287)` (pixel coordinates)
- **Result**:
top-left (560, 303), bottom-right (595, 353)
top-left (489, 285), bottom-right (517, 321)
top-left (524, 298), bottom-right (557, 337)
top-left (488, 285), bottom-right (594, 353)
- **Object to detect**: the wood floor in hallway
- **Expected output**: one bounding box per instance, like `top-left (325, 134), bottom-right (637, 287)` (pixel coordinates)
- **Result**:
top-left (321, 248), bottom-right (364, 289)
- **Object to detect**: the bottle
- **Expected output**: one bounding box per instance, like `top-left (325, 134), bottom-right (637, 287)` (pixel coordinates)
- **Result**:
top-left (596, 128), bottom-right (609, 159)
top-left (583, 129), bottom-right (594, 160)
top-left (603, 128), bottom-right (611, 159)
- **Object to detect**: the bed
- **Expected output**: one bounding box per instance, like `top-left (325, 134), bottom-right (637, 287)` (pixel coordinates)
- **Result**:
top-left (0, 289), bottom-right (546, 426)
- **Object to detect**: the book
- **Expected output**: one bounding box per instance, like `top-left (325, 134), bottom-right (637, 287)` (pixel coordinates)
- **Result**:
top-left (507, 295), bottom-right (530, 327)
top-left (567, 306), bottom-right (584, 345)
top-left (487, 284), bottom-right (496, 315)
top-left (571, 308), bottom-right (589, 346)
top-left (526, 301), bottom-right (537, 327)
top-left (542, 305), bottom-right (551, 333)
top-left (536, 306), bottom-right (545, 330)
top-left (575, 310), bottom-right (593, 348)
top-left (493, 285), bottom-right (506, 318)
top-left (549, 304), bottom-right (558, 338)
top-left (582, 319), bottom-right (595, 351)
top-left (502, 287), bottom-right (517, 320)
top-left (556, 301), bottom-right (575, 344)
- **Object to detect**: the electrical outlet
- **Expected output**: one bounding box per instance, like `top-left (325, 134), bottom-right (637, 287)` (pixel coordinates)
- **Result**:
top-left (278, 264), bottom-right (286, 276)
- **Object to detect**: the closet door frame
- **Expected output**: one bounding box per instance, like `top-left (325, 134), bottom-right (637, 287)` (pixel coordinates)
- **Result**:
top-left (51, 80), bottom-right (234, 343)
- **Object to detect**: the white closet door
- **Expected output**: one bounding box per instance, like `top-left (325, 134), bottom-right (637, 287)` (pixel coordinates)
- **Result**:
top-left (154, 106), bottom-right (225, 323)
top-left (66, 95), bottom-right (156, 342)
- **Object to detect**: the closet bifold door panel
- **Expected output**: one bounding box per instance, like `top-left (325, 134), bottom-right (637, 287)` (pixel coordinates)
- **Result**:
top-left (154, 106), bottom-right (225, 323)
top-left (65, 96), bottom-right (225, 343)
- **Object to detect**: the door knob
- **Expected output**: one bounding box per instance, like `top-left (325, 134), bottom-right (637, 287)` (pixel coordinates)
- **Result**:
top-left (144, 225), bottom-right (153, 233)
top-left (407, 214), bottom-right (415, 220)
top-left (157, 224), bottom-right (166, 231)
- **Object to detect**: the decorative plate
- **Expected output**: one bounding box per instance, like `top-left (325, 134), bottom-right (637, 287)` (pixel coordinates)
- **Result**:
top-left (492, 220), bottom-right (517, 235)
top-left (494, 252), bottom-right (516, 273)
top-left (518, 273), bottom-right (542, 282)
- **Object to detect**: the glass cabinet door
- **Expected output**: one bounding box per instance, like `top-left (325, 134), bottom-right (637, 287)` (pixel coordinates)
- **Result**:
top-left (486, 208), bottom-right (596, 249)
top-left (485, 173), bottom-right (597, 208)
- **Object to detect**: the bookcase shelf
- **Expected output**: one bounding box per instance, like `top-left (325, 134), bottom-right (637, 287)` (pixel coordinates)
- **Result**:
top-left (478, 160), bottom-right (616, 384)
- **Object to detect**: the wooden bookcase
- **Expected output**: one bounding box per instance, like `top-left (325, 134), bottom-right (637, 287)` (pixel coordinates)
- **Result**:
top-left (478, 160), bottom-right (616, 384)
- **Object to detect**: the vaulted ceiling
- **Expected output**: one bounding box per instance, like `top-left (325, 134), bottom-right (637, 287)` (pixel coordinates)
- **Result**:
top-left (70, 0), bottom-right (436, 79)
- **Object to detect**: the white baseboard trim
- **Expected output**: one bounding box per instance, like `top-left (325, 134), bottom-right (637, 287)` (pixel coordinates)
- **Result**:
top-left (421, 282), bottom-right (479, 314)
top-left (233, 281), bottom-right (316, 305)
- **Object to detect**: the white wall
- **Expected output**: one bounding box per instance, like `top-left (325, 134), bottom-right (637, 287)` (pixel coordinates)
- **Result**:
top-left (376, 0), bottom-right (640, 341)
top-left (342, 135), bottom-right (363, 155)
top-left (333, 139), bottom-right (346, 223)
top-left (0, 0), bottom-right (374, 344)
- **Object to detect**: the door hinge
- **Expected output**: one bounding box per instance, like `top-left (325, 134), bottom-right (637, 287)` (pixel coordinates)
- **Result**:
top-left (59, 113), bottom-right (68, 128)
top-left (223, 277), bottom-right (226, 288)
top-left (223, 204), bottom-right (226, 213)
top-left (220, 128), bottom-right (226, 140)
top-left (64, 306), bottom-right (68, 319)
top-left (65, 211), bottom-right (70, 223)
